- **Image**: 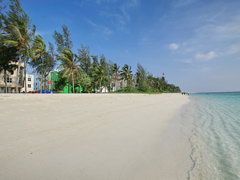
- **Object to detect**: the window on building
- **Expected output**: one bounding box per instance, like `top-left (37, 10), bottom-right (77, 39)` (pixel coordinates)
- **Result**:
top-left (0, 87), bottom-right (4, 93)
top-left (19, 68), bottom-right (24, 75)
top-left (19, 78), bottom-right (22, 84)
top-left (7, 77), bottom-right (12, 83)
top-left (120, 82), bottom-right (123, 89)
top-left (28, 84), bottom-right (31, 88)
top-left (28, 78), bottom-right (31, 81)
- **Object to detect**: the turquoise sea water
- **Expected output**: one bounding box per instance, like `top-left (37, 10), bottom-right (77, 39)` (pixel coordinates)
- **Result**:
top-left (186, 92), bottom-right (240, 180)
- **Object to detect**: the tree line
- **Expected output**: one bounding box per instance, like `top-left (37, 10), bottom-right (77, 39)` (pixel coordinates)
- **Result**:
top-left (0, 0), bottom-right (181, 93)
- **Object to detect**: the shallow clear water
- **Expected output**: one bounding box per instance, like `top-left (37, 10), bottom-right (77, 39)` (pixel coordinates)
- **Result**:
top-left (186, 92), bottom-right (240, 180)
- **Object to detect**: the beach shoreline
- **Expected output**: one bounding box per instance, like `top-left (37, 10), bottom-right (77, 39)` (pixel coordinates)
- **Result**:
top-left (0, 94), bottom-right (191, 180)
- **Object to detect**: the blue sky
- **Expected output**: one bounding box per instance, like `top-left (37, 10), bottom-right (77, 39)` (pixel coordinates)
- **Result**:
top-left (19, 0), bottom-right (240, 92)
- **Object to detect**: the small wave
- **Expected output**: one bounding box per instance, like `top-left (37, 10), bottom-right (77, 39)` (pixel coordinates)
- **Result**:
top-left (185, 93), bottom-right (240, 180)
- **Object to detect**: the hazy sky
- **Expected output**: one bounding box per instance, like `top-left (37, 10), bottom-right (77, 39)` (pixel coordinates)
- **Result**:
top-left (19, 0), bottom-right (240, 92)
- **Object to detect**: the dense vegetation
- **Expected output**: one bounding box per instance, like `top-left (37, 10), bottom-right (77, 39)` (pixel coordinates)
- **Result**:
top-left (0, 0), bottom-right (181, 93)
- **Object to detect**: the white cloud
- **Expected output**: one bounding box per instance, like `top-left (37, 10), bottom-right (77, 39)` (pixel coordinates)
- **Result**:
top-left (99, 0), bottom-right (140, 29)
top-left (86, 19), bottom-right (98, 27)
top-left (195, 17), bottom-right (240, 42)
top-left (80, 0), bottom-right (118, 4)
top-left (175, 10), bottom-right (240, 64)
top-left (224, 44), bottom-right (240, 55)
top-left (169, 43), bottom-right (179, 50)
top-left (86, 19), bottom-right (113, 35)
top-left (35, 30), bottom-right (52, 36)
top-left (103, 27), bottom-right (113, 35)
top-left (195, 51), bottom-right (217, 61)
top-left (173, 0), bottom-right (198, 8)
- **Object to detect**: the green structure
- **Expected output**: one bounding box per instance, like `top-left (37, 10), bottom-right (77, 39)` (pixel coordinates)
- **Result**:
top-left (49, 71), bottom-right (83, 93)
top-left (49, 71), bottom-right (58, 90)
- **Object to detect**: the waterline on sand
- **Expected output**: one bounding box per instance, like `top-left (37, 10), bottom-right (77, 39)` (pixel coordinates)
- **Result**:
top-left (185, 93), bottom-right (240, 180)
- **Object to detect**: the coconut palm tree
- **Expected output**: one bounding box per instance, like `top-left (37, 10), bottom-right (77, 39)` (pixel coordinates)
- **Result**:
top-left (89, 56), bottom-right (99, 92)
top-left (1, 0), bottom-right (35, 93)
top-left (31, 35), bottom-right (55, 91)
top-left (112, 63), bottom-right (120, 78)
top-left (95, 65), bottom-right (105, 92)
top-left (111, 63), bottom-right (120, 91)
top-left (58, 49), bottom-right (80, 93)
top-left (31, 35), bottom-right (46, 91)
top-left (136, 63), bottom-right (148, 91)
top-left (0, 45), bottom-right (19, 93)
top-left (120, 64), bottom-right (133, 87)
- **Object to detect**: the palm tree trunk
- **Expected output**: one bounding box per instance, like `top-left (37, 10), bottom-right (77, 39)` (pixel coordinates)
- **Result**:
top-left (4, 69), bottom-right (7, 93)
top-left (114, 76), bottom-right (117, 92)
top-left (99, 78), bottom-right (102, 93)
top-left (40, 73), bottom-right (43, 93)
top-left (24, 60), bottom-right (27, 93)
top-left (45, 77), bottom-right (47, 91)
top-left (45, 73), bottom-right (49, 91)
top-left (72, 72), bottom-right (75, 93)
top-left (43, 75), bottom-right (46, 91)
top-left (16, 55), bottom-right (22, 93)
top-left (40, 58), bottom-right (43, 93)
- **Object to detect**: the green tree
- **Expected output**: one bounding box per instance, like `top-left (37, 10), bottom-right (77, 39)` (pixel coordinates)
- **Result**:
top-left (109, 63), bottom-right (120, 91)
top-left (54, 25), bottom-right (80, 93)
top-left (58, 49), bottom-right (80, 93)
top-left (111, 63), bottom-right (120, 80)
top-left (31, 35), bottom-right (55, 91)
top-left (31, 35), bottom-right (46, 91)
top-left (78, 46), bottom-right (91, 74)
top-left (1, 0), bottom-right (35, 92)
top-left (90, 55), bottom-right (110, 92)
top-left (99, 55), bottom-right (110, 92)
top-left (53, 25), bottom-right (72, 53)
top-left (120, 64), bottom-right (133, 87)
top-left (0, 44), bottom-right (18, 93)
top-left (89, 55), bottom-right (99, 92)
top-left (136, 64), bottom-right (148, 91)
top-left (76, 71), bottom-right (91, 92)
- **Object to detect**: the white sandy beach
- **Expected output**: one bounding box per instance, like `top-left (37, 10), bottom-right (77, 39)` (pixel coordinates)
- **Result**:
top-left (0, 94), bottom-right (190, 180)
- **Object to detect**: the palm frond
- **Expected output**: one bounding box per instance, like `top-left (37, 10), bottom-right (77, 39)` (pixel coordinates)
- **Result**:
top-left (2, 39), bottom-right (19, 46)
top-left (8, 24), bottom-right (24, 42)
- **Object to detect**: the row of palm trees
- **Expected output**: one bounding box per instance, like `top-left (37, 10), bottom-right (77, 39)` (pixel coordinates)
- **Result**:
top-left (0, 0), bottom-right (55, 92)
top-left (0, 0), bottom-right (181, 94)
top-left (52, 25), bottom-right (136, 93)
top-left (0, 0), bottom-right (36, 92)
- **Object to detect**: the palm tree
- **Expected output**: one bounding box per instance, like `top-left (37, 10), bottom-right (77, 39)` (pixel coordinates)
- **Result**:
top-left (58, 49), bottom-right (80, 93)
top-left (31, 35), bottom-right (46, 91)
top-left (97, 56), bottom-right (110, 92)
top-left (112, 63), bottom-right (120, 78)
top-left (95, 65), bottom-right (105, 92)
top-left (31, 35), bottom-right (55, 91)
top-left (0, 45), bottom-right (18, 93)
top-left (136, 64), bottom-right (148, 91)
top-left (78, 46), bottom-right (91, 74)
top-left (111, 63), bottom-right (120, 91)
top-left (42, 43), bottom-right (55, 90)
top-left (89, 56), bottom-right (99, 92)
top-left (1, 0), bottom-right (35, 93)
top-left (120, 64), bottom-right (133, 87)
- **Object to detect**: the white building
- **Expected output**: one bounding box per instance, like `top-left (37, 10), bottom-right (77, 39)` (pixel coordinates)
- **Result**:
top-left (111, 74), bottom-right (128, 92)
top-left (0, 62), bottom-right (24, 93)
top-left (21, 74), bottom-right (35, 93)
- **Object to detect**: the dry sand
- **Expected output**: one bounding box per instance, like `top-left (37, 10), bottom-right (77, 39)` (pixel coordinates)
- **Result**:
top-left (0, 94), bottom-right (190, 180)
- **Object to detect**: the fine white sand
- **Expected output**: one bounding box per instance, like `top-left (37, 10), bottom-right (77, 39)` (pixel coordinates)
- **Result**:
top-left (0, 94), bottom-right (190, 180)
